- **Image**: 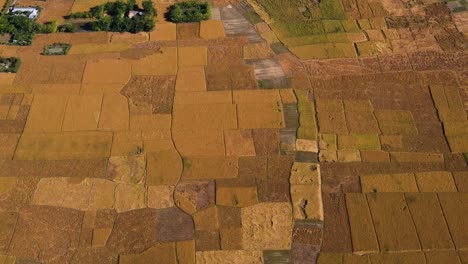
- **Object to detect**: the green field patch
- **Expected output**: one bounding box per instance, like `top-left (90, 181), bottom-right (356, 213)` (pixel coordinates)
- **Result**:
top-left (341, 20), bottom-right (360, 32)
top-left (322, 19), bottom-right (344, 33)
top-left (338, 134), bottom-right (381, 150)
top-left (321, 42), bottom-right (356, 58)
top-left (282, 34), bottom-right (328, 46)
top-left (357, 19), bottom-right (372, 30)
top-left (271, 21), bottom-right (324, 38)
top-left (318, 0), bottom-right (346, 19)
top-left (326, 32), bottom-right (349, 43)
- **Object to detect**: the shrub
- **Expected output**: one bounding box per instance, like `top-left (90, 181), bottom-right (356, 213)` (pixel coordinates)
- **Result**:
top-left (167, 1), bottom-right (211, 23)
top-left (142, 0), bottom-right (157, 16)
top-left (57, 23), bottom-right (77, 32)
top-left (68, 11), bottom-right (93, 19)
top-left (37, 20), bottom-right (57, 33)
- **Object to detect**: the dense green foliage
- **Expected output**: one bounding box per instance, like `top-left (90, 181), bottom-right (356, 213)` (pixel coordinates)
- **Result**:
top-left (0, 6), bottom-right (60, 45)
top-left (68, 0), bottom-right (156, 33)
top-left (0, 57), bottom-right (21, 73)
top-left (57, 23), bottom-right (77, 32)
top-left (0, 14), bottom-right (51, 45)
top-left (167, 1), bottom-right (211, 23)
top-left (43, 43), bottom-right (71, 55)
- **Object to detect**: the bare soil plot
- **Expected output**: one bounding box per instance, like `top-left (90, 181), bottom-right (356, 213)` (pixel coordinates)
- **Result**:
top-left (243, 42), bottom-right (275, 59)
top-left (208, 45), bottom-right (244, 66)
top-left (206, 64), bottom-right (257, 91)
top-left (121, 75), bottom-right (176, 114)
top-left (177, 23), bottom-right (200, 40)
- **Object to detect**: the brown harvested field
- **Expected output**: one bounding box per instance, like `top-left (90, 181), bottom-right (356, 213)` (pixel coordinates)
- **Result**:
top-left (82, 59), bottom-right (131, 84)
top-left (200, 20), bottom-right (226, 39)
top-left (149, 23), bottom-right (177, 41)
top-left (177, 22), bottom-right (201, 40)
top-left (0, 0), bottom-right (467, 263)
top-left (110, 32), bottom-right (149, 44)
top-left (131, 47), bottom-right (178, 75)
top-left (37, 0), bottom-right (75, 23)
top-left (32, 33), bottom-right (74, 46)
top-left (70, 32), bottom-right (110, 45)
top-left (121, 75), bottom-right (176, 114)
top-left (68, 43), bottom-right (131, 55)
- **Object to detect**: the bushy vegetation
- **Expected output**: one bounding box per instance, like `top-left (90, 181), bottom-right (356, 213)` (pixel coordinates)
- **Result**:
top-left (42, 43), bottom-right (71, 55)
top-left (0, 5), bottom-right (62, 45)
top-left (0, 56), bottom-right (21, 73)
top-left (68, 0), bottom-right (157, 33)
top-left (0, 12), bottom-right (58, 45)
top-left (57, 23), bottom-right (77, 32)
top-left (167, 1), bottom-right (210, 23)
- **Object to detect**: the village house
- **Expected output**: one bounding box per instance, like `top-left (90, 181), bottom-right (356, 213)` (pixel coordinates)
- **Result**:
top-left (8, 7), bottom-right (39, 19)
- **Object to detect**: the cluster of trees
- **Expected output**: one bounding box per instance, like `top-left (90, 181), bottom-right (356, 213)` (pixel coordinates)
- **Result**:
top-left (167, 1), bottom-right (211, 23)
top-left (0, 13), bottom-right (57, 45)
top-left (68, 0), bottom-right (156, 33)
top-left (0, 56), bottom-right (21, 73)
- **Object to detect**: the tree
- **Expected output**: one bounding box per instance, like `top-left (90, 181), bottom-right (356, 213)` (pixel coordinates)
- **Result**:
top-left (105, 1), bottom-right (128, 17)
top-left (90, 5), bottom-right (105, 18)
top-left (127, 0), bottom-right (137, 11)
top-left (168, 1), bottom-right (211, 23)
top-left (142, 0), bottom-right (156, 16)
top-left (58, 23), bottom-right (77, 33)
